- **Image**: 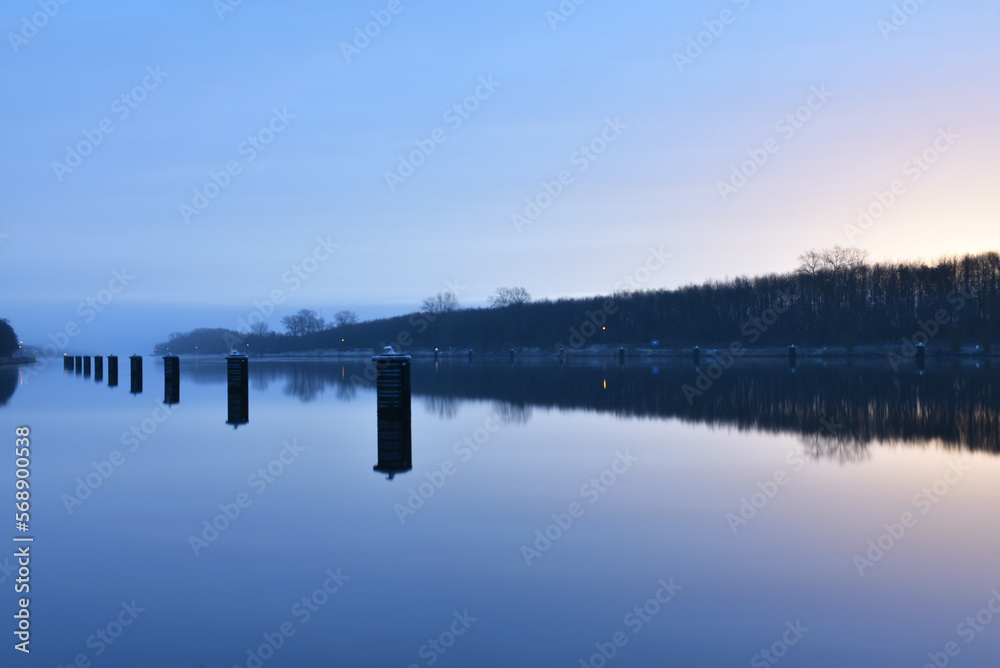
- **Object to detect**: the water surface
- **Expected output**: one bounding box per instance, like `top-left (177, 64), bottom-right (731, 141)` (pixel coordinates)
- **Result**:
top-left (3, 357), bottom-right (999, 667)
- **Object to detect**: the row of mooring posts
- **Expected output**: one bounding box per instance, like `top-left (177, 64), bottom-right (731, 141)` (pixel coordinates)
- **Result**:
top-left (64, 353), bottom-right (252, 425)
top-left (64, 354), bottom-right (120, 386)
top-left (687, 343), bottom-right (927, 369)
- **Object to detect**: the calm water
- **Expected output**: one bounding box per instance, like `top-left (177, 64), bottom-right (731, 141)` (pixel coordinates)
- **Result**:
top-left (2, 357), bottom-right (1000, 667)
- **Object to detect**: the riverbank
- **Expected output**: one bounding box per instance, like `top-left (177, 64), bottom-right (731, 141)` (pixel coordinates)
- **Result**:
top-left (183, 343), bottom-right (996, 360)
top-left (0, 357), bottom-right (36, 365)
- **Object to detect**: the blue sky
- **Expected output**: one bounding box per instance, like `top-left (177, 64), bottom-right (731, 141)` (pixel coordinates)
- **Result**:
top-left (2, 0), bottom-right (998, 352)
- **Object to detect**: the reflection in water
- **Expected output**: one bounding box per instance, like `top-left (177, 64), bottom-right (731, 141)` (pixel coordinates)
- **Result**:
top-left (0, 366), bottom-right (17, 407)
top-left (410, 359), bottom-right (1000, 456)
top-left (147, 357), bottom-right (1000, 456)
top-left (490, 400), bottom-right (532, 426)
top-left (423, 394), bottom-right (459, 420)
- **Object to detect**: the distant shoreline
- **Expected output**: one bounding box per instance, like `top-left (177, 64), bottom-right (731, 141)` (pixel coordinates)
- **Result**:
top-left (134, 344), bottom-right (998, 360)
top-left (0, 357), bottom-right (36, 365)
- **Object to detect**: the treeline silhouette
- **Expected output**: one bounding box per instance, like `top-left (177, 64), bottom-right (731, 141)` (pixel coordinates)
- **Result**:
top-left (154, 250), bottom-right (1000, 354)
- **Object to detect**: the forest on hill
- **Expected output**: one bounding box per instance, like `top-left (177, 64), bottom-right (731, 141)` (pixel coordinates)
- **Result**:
top-left (154, 249), bottom-right (1000, 355)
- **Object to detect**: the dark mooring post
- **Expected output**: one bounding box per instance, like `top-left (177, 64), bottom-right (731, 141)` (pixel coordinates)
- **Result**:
top-left (434, 348), bottom-right (439, 361)
top-left (788, 345), bottom-right (797, 367)
top-left (226, 354), bottom-right (249, 428)
top-left (916, 343), bottom-right (926, 370)
top-left (619, 346), bottom-right (626, 365)
top-left (94, 355), bottom-right (103, 382)
top-left (468, 349), bottom-right (474, 362)
top-left (130, 355), bottom-right (143, 394)
top-left (83, 356), bottom-right (91, 377)
top-left (163, 355), bottom-right (180, 405)
top-left (64, 356), bottom-right (73, 371)
top-left (372, 353), bottom-right (412, 480)
top-left (75, 356), bottom-right (83, 374)
top-left (108, 355), bottom-right (119, 388)
top-left (559, 347), bottom-right (566, 364)
top-left (693, 346), bottom-right (701, 366)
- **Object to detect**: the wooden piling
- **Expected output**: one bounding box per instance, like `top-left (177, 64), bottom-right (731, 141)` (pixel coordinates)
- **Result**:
top-left (619, 346), bottom-right (626, 364)
top-left (693, 346), bottom-right (701, 366)
top-left (129, 355), bottom-right (143, 394)
top-left (108, 355), bottom-right (118, 387)
top-left (83, 356), bottom-right (91, 377)
top-left (226, 354), bottom-right (249, 427)
top-left (94, 355), bottom-right (103, 382)
top-left (64, 356), bottom-right (73, 370)
top-left (372, 353), bottom-right (412, 480)
top-left (163, 355), bottom-right (179, 404)
top-left (788, 345), bottom-right (797, 367)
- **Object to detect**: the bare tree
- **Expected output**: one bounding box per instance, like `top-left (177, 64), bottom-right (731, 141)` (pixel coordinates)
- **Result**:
top-left (249, 321), bottom-right (271, 337)
top-left (334, 310), bottom-right (360, 327)
top-left (796, 249), bottom-right (824, 277)
top-left (797, 246), bottom-right (869, 275)
top-left (281, 309), bottom-right (324, 336)
top-left (488, 286), bottom-right (531, 308)
top-left (421, 291), bottom-right (459, 314)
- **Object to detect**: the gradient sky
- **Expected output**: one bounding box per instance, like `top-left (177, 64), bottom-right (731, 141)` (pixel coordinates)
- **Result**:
top-left (2, 0), bottom-right (998, 353)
